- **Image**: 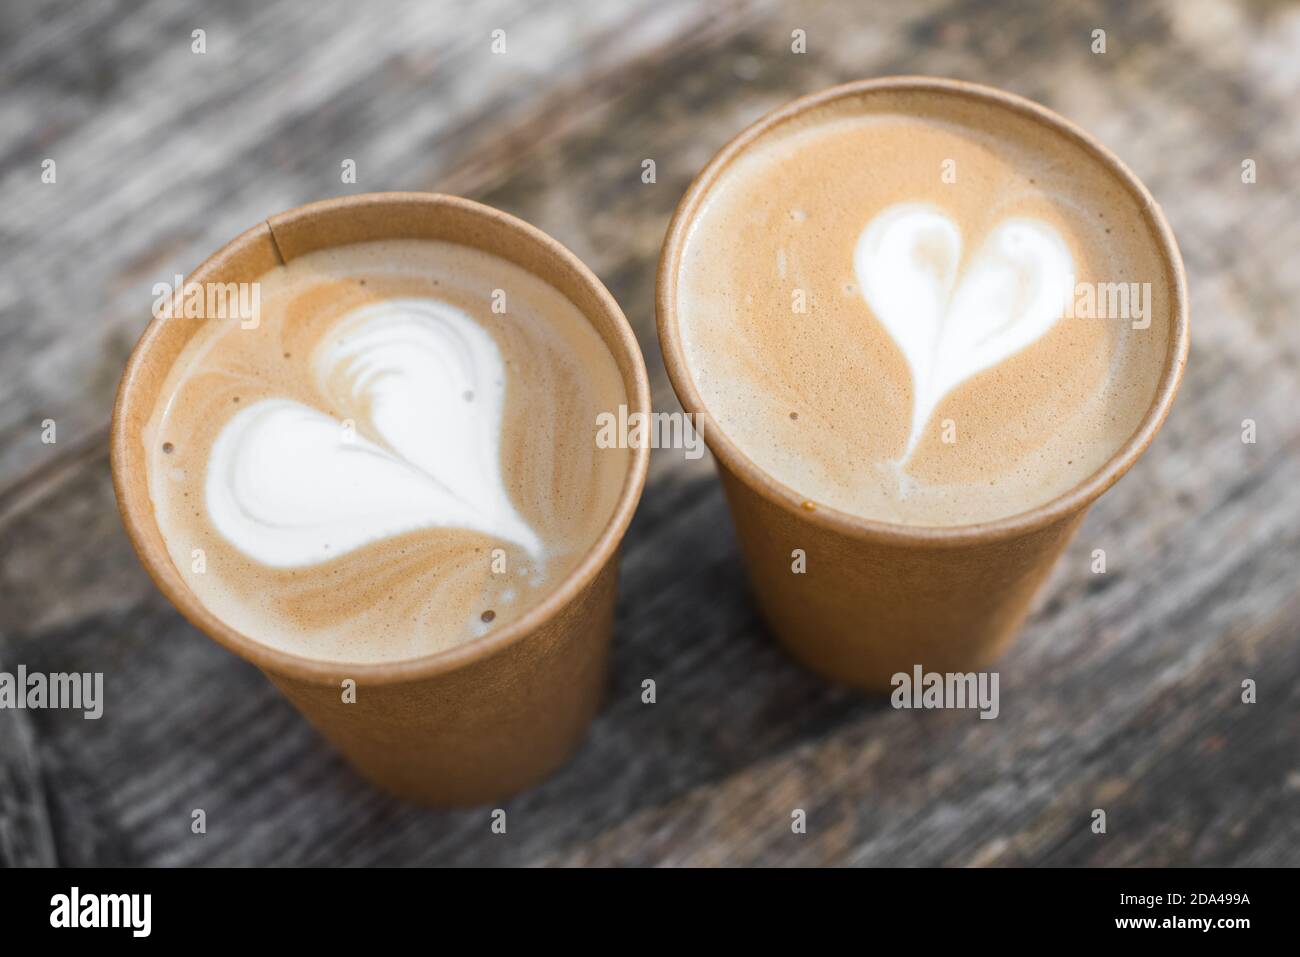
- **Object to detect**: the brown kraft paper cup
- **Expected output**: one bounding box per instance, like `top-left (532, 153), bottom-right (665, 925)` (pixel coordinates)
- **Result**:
top-left (112, 192), bottom-right (651, 804)
top-left (657, 77), bottom-right (1190, 691)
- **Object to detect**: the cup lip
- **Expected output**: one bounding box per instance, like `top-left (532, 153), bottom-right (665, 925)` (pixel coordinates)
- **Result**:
top-left (111, 191), bottom-right (651, 685)
top-left (656, 75), bottom-right (1190, 548)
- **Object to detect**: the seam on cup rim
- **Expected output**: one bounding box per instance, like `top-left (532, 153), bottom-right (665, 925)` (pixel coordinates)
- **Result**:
top-left (656, 76), bottom-right (1190, 549)
top-left (112, 192), bottom-right (651, 685)
top-left (264, 221), bottom-right (288, 266)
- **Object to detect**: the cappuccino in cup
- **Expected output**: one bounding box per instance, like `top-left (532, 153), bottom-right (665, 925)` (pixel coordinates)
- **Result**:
top-left (659, 79), bottom-right (1187, 689)
top-left (116, 193), bottom-right (650, 803)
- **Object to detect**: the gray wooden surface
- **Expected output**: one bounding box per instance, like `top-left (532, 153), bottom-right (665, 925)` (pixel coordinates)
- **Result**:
top-left (1, 0), bottom-right (1298, 867)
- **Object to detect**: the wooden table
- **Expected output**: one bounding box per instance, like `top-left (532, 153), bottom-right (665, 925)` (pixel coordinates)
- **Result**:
top-left (2, 0), bottom-right (1297, 866)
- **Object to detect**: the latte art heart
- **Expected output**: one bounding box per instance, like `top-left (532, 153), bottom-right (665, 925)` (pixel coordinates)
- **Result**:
top-left (854, 203), bottom-right (1074, 457)
top-left (205, 298), bottom-right (543, 568)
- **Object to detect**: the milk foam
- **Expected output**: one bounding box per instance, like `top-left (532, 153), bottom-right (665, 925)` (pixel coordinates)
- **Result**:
top-left (854, 203), bottom-right (1074, 457)
top-left (206, 299), bottom-right (543, 569)
top-left (675, 89), bottom-right (1173, 526)
top-left (146, 239), bottom-right (629, 663)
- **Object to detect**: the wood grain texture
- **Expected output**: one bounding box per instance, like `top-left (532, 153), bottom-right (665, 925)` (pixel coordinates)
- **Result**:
top-left (1, 0), bottom-right (1298, 866)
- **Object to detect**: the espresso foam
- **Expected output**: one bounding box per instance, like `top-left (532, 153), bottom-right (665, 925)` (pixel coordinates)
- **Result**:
top-left (676, 87), bottom-right (1173, 526)
top-left (146, 239), bottom-right (629, 663)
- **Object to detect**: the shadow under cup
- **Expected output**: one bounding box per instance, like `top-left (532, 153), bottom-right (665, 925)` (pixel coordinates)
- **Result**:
top-left (112, 193), bottom-right (651, 805)
top-left (657, 78), bottom-right (1190, 691)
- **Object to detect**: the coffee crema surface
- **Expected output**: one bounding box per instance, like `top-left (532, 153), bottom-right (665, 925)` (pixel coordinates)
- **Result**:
top-left (676, 88), bottom-right (1173, 526)
top-left (147, 239), bottom-right (629, 663)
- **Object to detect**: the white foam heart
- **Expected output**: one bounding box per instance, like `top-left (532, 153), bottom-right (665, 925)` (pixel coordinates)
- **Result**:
top-left (854, 202), bottom-right (1074, 458)
top-left (205, 298), bottom-right (542, 568)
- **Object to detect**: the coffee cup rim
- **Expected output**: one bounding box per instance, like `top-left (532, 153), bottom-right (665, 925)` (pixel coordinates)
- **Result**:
top-left (112, 192), bottom-right (651, 683)
top-left (656, 75), bottom-right (1190, 547)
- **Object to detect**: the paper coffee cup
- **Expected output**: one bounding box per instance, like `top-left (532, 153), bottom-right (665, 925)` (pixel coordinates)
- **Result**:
top-left (656, 78), bottom-right (1189, 691)
top-left (112, 193), bottom-right (651, 803)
